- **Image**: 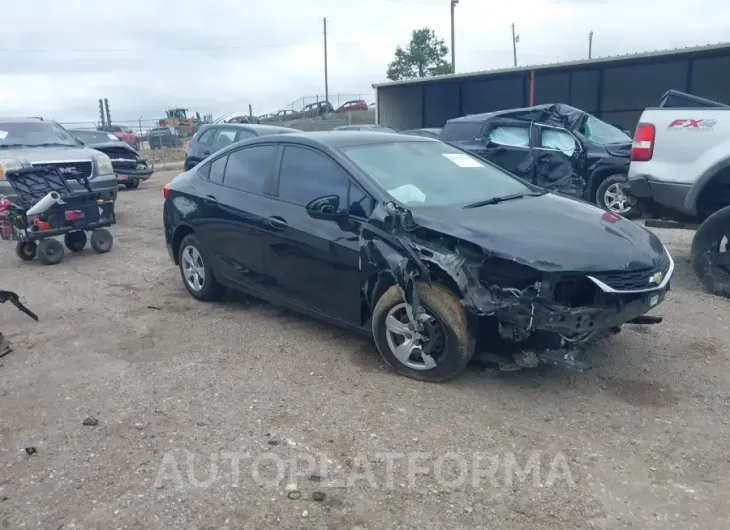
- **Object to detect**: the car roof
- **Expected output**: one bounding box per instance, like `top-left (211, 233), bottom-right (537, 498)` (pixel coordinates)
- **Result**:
top-left (252, 130), bottom-right (432, 148)
top-left (202, 123), bottom-right (298, 134)
top-left (447, 103), bottom-right (583, 123)
top-left (0, 117), bottom-right (48, 124)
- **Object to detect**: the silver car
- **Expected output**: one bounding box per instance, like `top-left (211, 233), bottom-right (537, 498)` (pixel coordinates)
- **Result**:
top-left (0, 117), bottom-right (118, 201)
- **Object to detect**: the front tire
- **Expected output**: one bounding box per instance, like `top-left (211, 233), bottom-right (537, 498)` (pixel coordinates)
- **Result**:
top-left (16, 241), bottom-right (37, 261)
top-left (691, 206), bottom-right (730, 298)
top-left (90, 229), bottom-right (113, 253)
top-left (596, 174), bottom-right (640, 219)
top-left (178, 233), bottom-right (225, 301)
top-left (37, 238), bottom-right (64, 265)
top-left (372, 282), bottom-right (475, 382)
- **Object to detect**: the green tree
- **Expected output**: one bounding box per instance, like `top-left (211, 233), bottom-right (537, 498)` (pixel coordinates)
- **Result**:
top-left (386, 28), bottom-right (452, 81)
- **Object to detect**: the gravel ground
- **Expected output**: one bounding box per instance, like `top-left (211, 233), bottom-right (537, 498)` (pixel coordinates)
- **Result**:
top-left (138, 148), bottom-right (186, 166)
top-left (1, 170), bottom-right (729, 529)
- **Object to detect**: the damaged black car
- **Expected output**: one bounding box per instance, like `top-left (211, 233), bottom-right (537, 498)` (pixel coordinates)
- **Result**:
top-left (163, 132), bottom-right (672, 382)
top-left (69, 129), bottom-right (154, 189)
top-left (440, 104), bottom-right (637, 217)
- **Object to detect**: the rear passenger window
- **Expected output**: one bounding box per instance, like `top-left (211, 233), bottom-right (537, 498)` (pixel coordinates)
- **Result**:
top-left (487, 125), bottom-right (530, 148)
top-left (223, 145), bottom-right (276, 194)
top-left (209, 156), bottom-right (227, 183)
top-left (277, 146), bottom-right (349, 208)
top-left (440, 121), bottom-right (483, 141)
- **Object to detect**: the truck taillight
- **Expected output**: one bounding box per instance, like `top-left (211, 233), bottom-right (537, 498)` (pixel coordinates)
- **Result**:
top-left (631, 122), bottom-right (655, 162)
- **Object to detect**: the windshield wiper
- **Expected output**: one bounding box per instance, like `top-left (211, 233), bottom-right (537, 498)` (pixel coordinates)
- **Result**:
top-left (33, 142), bottom-right (75, 147)
top-left (463, 192), bottom-right (544, 209)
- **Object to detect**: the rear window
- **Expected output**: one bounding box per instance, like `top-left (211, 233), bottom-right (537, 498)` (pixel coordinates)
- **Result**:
top-left (439, 121), bottom-right (484, 141)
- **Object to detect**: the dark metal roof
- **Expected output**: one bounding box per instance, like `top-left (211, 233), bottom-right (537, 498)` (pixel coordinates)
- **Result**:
top-left (373, 41), bottom-right (730, 89)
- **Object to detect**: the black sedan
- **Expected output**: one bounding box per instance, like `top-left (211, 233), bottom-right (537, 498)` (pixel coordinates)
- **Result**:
top-left (163, 132), bottom-right (673, 382)
top-left (184, 123), bottom-right (299, 170)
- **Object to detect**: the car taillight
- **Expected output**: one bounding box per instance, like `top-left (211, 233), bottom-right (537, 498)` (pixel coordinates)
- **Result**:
top-left (602, 211), bottom-right (621, 223)
top-left (631, 122), bottom-right (655, 162)
top-left (0, 198), bottom-right (10, 211)
top-left (163, 184), bottom-right (170, 199)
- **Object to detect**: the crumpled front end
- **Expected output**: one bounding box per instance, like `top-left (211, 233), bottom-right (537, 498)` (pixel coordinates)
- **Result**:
top-left (360, 201), bottom-right (671, 371)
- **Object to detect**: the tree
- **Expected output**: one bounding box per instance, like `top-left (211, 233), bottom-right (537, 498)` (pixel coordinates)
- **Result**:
top-left (386, 28), bottom-right (452, 81)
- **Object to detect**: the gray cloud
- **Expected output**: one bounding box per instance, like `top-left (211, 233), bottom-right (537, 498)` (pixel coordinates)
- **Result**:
top-left (1, 0), bottom-right (728, 123)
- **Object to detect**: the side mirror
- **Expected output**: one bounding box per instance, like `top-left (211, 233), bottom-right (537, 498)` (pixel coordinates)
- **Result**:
top-left (306, 195), bottom-right (345, 220)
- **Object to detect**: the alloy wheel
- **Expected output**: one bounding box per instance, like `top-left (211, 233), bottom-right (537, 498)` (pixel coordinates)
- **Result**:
top-left (181, 245), bottom-right (206, 292)
top-left (384, 302), bottom-right (446, 371)
top-left (603, 182), bottom-right (633, 214)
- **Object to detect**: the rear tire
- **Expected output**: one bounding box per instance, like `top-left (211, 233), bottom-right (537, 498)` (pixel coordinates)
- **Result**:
top-left (16, 241), bottom-right (37, 261)
top-left (90, 229), bottom-right (113, 253)
top-left (178, 233), bottom-right (225, 301)
top-left (691, 206), bottom-right (730, 298)
top-left (37, 238), bottom-right (64, 265)
top-left (372, 282), bottom-right (475, 382)
top-left (596, 174), bottom-right (640, 219)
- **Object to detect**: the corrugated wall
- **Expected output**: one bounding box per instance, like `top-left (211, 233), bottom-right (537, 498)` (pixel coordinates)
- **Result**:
top-left (377, 48), bottom-right (730, 132)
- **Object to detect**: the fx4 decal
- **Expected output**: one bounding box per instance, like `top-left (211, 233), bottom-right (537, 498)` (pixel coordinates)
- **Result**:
top-left (667, 118), bottom-right (717, 130)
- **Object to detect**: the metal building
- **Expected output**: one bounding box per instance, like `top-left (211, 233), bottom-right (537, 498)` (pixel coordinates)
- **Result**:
top-left (373, 42), bottom-right (730, 132)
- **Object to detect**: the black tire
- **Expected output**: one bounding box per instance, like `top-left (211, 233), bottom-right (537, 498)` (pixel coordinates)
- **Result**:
top-left (596, 174), bottom-right (640, 219)
top-left (691, 206), bottom-right (730, 298)
top-left (90, 229), bottom-right (113, 254)
top-left (15, 241), bottom-right (37, 261)
top-left (178, 233), bottom-right (225, 301)
top-left (64, 231), bottom-right (87, 252)
top-left (130, 179), bottom-right (140, 189)
top-left (372, 282), bottom-right (475, 382)
top-left (37, 238), bottom-right (64, 265)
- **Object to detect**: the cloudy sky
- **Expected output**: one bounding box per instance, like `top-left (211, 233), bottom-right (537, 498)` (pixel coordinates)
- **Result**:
top-left (1, 0), bottom-right (728, 125)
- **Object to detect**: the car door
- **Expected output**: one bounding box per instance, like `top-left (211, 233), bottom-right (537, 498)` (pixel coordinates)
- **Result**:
top-left (479, 122), bottom-right (537, 182)
top-left (191, 128), bottom-right (216, 163)
top-left (259, 145), bottom-right (370, 325)
top-left (200, 144), bottom-right (279, 292)
top-left (533, 124), bottom-right (587, 198)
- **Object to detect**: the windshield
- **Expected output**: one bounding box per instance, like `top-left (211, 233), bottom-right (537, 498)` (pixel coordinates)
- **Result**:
top-left (340, 140), bottom-right (533, 207)
top-left (0, 121), bottom-right (79, 148)
top-left (580, 115), bottom-right (630, 145)
top-left (72, 130), bottom-right (119, 144)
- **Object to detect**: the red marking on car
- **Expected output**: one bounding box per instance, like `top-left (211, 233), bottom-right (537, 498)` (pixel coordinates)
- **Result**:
top-left (601, 211), bottom-right (621, 223)
top-left (65, 210), bottom-right (85, 221)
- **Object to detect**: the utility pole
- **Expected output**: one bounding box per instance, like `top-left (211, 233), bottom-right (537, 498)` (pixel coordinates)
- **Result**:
top-left (588, 31), bottom-right (593, 59)
top-left (511, 23), bottom-right (518, 67)
top-left (323, 17), bottom-right (329, 107)
top-left (450, 0), bottom-right (458, 73)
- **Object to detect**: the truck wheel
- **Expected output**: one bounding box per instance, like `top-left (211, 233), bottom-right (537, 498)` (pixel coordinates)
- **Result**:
top-left (691, 206), bottom-right (730, 298)
top-left (15, 241), bottom-right (37, 261)
top-left (37, 238), bottom-right (64, 265)
top-left (64, 231), bottom-right (87, 252)
top-left (596, 175), bottom-right (640, 219)
top-left (372, 282), bottom-right (475, 382)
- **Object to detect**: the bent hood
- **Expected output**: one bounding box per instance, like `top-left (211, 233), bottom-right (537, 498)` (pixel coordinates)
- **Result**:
top-left (3, 145), bottom-right (101, 164)
top-left (409, 193), bottom-right (666, 273)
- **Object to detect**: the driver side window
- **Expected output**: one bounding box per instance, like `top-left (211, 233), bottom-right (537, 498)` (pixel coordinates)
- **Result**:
top-left (539, 127), bottom-right (577, 157)
top-left (277, 146), bottom-right (373, 217)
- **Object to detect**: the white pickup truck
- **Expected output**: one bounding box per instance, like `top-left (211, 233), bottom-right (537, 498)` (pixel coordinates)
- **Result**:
top-left (626, 99), bottom-right (730, 298)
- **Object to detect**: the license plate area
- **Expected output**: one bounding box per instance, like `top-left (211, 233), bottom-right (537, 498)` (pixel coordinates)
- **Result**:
top-left (116, 173), bottom-right (128, 181)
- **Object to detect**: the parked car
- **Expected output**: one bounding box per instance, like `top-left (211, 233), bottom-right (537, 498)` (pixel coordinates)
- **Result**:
top-left (68, 129), bottom-right (153, 189)
top-left (184, 123), bottom-right (299, 170)
top-left (163, 131), bottom-right (672, 382)
top-left (0, 117), bottom-right (118, 201)
top-left (333, 124), bottom-right (398, 133)
top-left (401, 128), bottom-right (441, 139)
top-left (300, 101), bottom-right (334, 119)
top-left (109, 125), bottom-right (139, 149)
top-left (258, 114), bottom-right (276, 123)
top-left (275, 109), bottom-right (301, 122)
top-left (148, 127), bottom-right (184, 149)
top-left (336, 100), bottom-right (368, 113)
top-left (625, 94), bottom-right (730, 297)
top-left (440, 104), bottom-right (637, 216)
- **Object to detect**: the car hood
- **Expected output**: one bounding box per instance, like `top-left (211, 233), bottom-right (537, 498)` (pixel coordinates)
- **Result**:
top-left (1, 145), bottom-right (101, 164)
top-left (409, 193), bottom-right (666, 273)
top-left (85, 141), bottom-right (139, 154)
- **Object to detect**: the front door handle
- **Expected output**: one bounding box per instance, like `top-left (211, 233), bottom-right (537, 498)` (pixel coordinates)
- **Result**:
top-left (203, 150), bottom-right (211, 156)
top-left (203, 195), bottom-right (217, 205)
top-left (266, 216), bottom-right (288, 228)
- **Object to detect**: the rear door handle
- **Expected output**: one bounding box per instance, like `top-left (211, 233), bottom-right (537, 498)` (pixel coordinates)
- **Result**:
top-left (266, 216), bottom-right (288, 228)
top-left (203, 195), bottom-right (217, 205)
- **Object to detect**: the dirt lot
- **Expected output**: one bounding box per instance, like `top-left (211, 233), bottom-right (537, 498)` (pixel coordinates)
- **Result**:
top-left (1, 170), bottom-right (729, 529)
top-left (138, 147), bottom-right (185, 166)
